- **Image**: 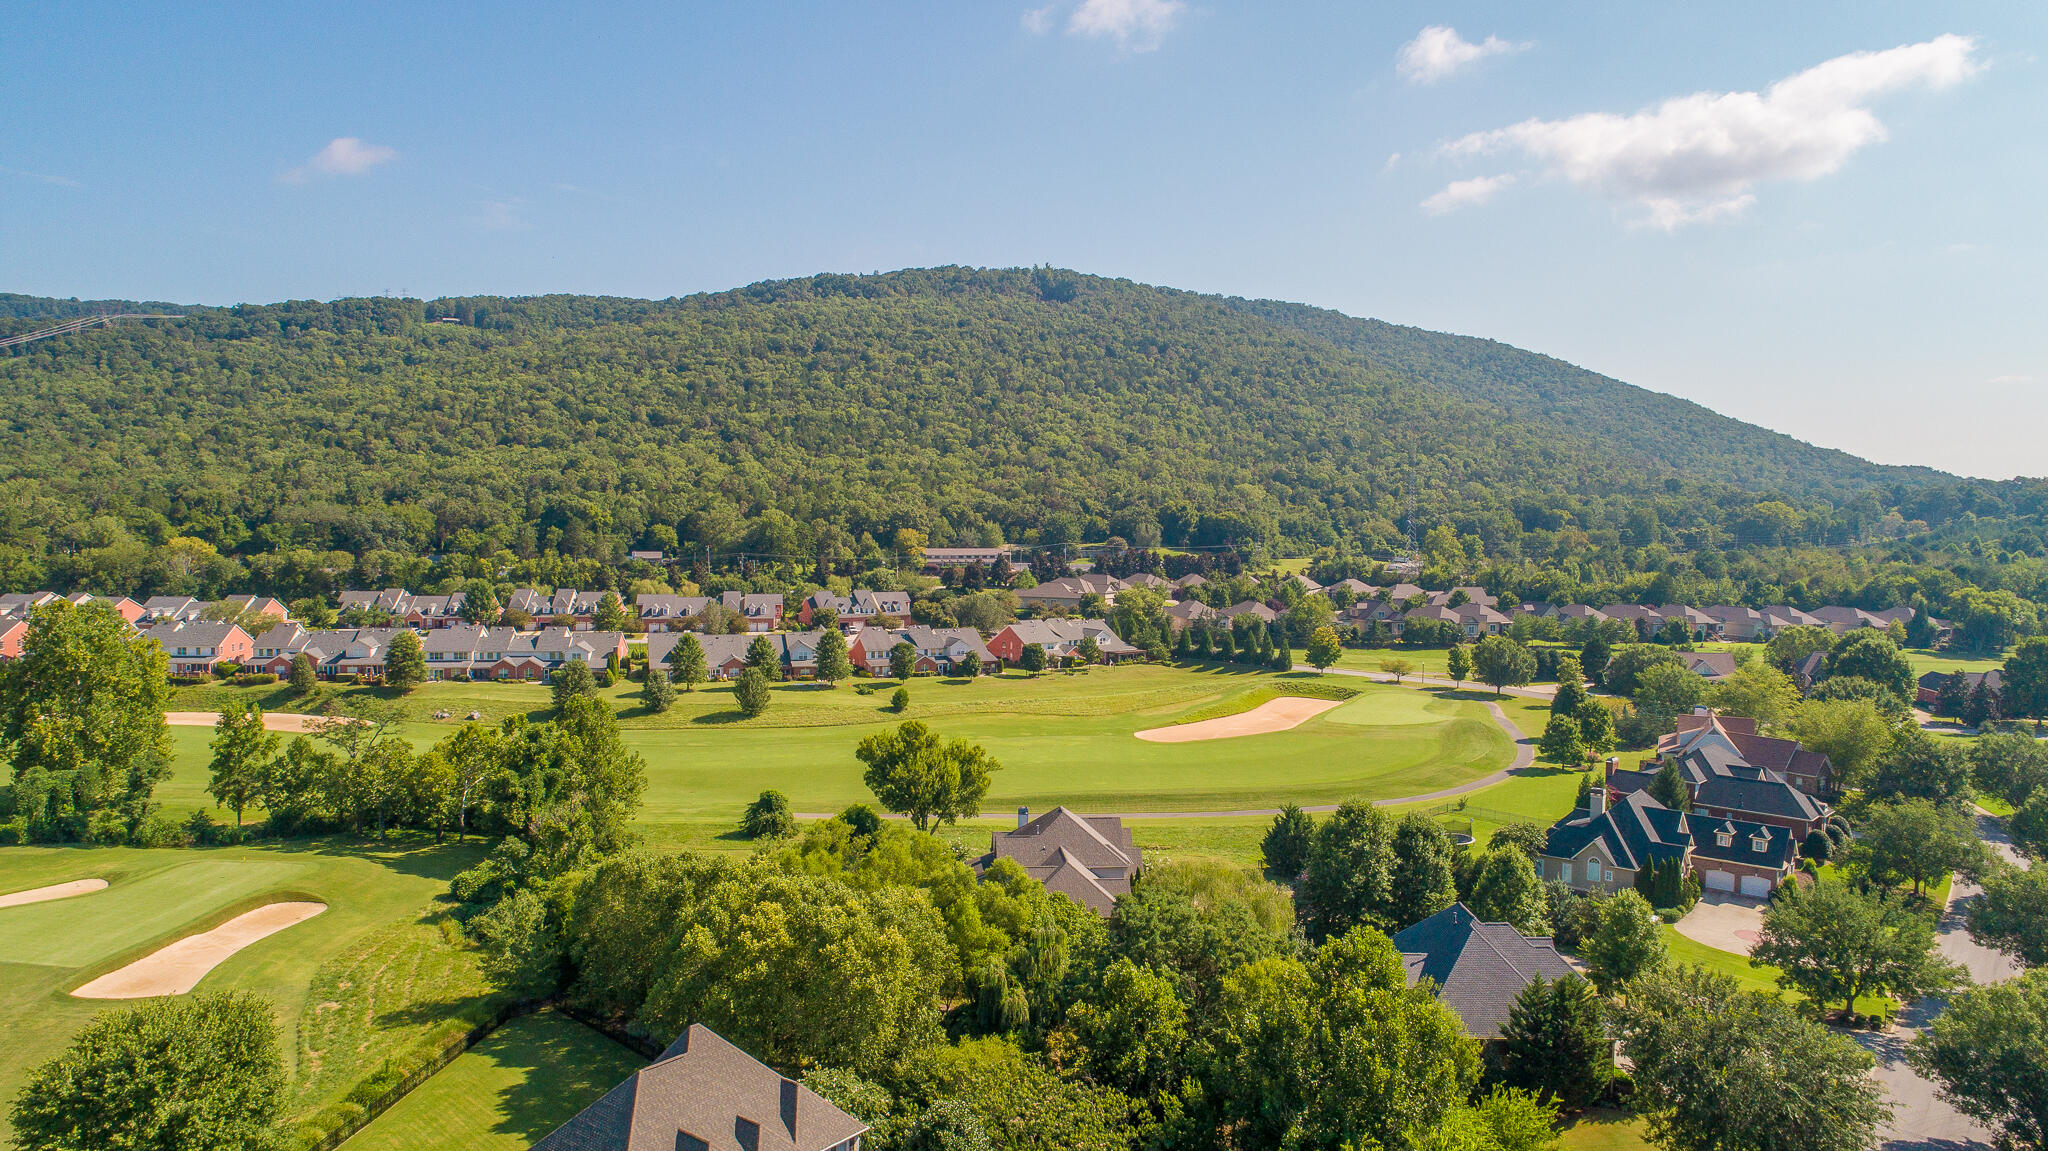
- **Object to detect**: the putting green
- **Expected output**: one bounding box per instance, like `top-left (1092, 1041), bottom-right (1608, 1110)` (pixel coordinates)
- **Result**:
top-left (1320, 688), bottom-right (1465, 727)
top-left (0, 859), bottom-right (310, 968)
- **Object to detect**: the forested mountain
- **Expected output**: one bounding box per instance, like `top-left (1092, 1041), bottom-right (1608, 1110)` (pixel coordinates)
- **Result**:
top-left (0, 267), bottom-right (2041, 599)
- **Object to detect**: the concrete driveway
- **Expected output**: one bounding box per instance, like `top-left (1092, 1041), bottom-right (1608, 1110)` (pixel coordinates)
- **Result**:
top-left (1672, 891), bottom-right (1766, 955)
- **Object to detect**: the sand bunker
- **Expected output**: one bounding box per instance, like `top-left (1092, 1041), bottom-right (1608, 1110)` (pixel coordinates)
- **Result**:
top-left (72, 902), bottom-right (327, 999)
top-left (0, 878), bottom-right (109, 909)
top-left (164, 711), bottom-right (328, 733)
top-left (1136, 696), bottom-right (1343, 743)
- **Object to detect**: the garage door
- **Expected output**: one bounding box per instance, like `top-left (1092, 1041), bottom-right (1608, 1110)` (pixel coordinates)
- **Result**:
top-left (1740, 875), bottom-right (1772, 898)
top-left (1704, 870), bottom-right (1735, 892)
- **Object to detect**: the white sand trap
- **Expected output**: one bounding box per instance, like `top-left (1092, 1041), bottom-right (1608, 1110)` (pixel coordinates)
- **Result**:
top-left (164, 711), bottom-right (328, 733)
top-left (0, 878), bottom-right (109, 909)
top-left (72, 902), bottom-right (327, 999)
top-left (1136, 696), bottom-right (1343, 743)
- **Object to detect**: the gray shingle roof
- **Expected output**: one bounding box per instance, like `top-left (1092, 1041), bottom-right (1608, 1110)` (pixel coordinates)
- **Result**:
top-left (1392, 903), bottom-right (1579, 1039)
top-left (532, 1024), bottom-right (866, 1151)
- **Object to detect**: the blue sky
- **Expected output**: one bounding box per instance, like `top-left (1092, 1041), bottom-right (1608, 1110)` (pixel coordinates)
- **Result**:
top-left (3, 2), bottom-right (2042, 478)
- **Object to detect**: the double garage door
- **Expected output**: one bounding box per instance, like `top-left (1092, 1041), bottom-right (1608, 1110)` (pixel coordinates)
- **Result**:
top-left (1703, 871), bottom-right (1773, 898)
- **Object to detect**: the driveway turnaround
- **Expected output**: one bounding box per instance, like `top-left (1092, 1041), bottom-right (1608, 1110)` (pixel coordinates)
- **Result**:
top-left (1672, 892), bottom-right (1765, 955)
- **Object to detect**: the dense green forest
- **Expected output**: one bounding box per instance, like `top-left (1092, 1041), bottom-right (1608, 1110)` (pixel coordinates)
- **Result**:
top-left (1, 268), bottom-right (2043, 606)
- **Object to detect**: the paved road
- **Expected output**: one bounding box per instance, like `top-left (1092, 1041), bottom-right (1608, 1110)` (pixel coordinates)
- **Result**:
top-left (1855, 811), bottom-right (2024, 1151)
top-left (800, 693), bottom-right (1545, 821)
top-left (1324, 666), bottom-right (1559, 699)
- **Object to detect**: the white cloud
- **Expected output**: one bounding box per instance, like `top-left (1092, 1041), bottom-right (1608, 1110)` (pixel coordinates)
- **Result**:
top-left (1421, 173), bottom-right (1516, 215)
top-left (1433, 34), bottom-right (1978, 228)
top-left (1987, 374), bottom-right (2034, 386)
top-left (282, 137), bottom-right (397, 183)
top-left (475, 199), bottom-right (529, 231)
top-left (1021, 5), bottom-right (1056, 35)
top-left (0, 164), bottom-right (83, 188)
top-left (1397, 26), bottom-right (1524, 84)
top-left (1066, 0), bottom-right (1184, 51)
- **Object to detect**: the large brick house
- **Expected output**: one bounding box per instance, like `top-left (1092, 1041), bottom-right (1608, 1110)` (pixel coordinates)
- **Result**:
top-left (1540, 787), bottom-right (1797, 899)
top-left (987, 619), bottom-right (1143, 665)
top-left (140, 620), bottom-right (254, 677)
top-left (1633, 710), bottom-right (1835, 813)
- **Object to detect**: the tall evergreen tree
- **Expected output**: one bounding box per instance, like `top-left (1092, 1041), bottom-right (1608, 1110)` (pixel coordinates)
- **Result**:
top-left (670, 634), bottom-right (708, 691)
top-left (1500, 975), bottom-right (1612, 1109)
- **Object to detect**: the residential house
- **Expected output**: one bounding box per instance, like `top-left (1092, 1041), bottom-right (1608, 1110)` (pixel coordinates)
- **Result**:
top-left (972, 806), bottom-right (1142, 916)
top-left (532, 627), bottom-right (629, 674)
top-left (987, 619), bottom-right (1144, 665)
top-left (1454, 603), bottom-right (1512, 639)
top-left (922, 546), bottom-right (1012, 569)
top-left (635, 594), bottom-right (712, 632)
top-left (212, 594), bottom-right (292, 623)
top-left (1170, 573), bottom-right (1208, 592)
top-left (327, 627), bottom-right (409, 681)
top-left (1915, 669), bottom-right (2001, 710)
top-left (141, 620), bottom-right (254, 677)
top-left (1539, 787), bottom-right (1797, 899)
top-left (720, 592), bottom-right (785, 633)
top-left (1163, 600), bottom-right (1214, 630)
top-left (66, 593), bottom-right (145, 624)
top-left (0, 617), bottom-right (27, 659)
top-left (1600, 604), bottom-right (1665, 636)
top-left (532, 1023), bottom-right (867, 1151)
top-left (1706, 605), bottom-right (1770, 641)
top-left (1392, 904), bottom-right (1579, 1041)
top-left (647, 631), bottom-right (757, 681)
top-left (1426, 587), bottom-right (1498, 609)
top-left (339, 588), bottom-right (412, 618)
top-left (1658, 605), bottom-right (1723, 639)
top-left (1761, 605), bottom-right (1825, 630)
top-left (1288, 573), bottom-right (1324, 594)
top-left (1552, 604), bottom-right (1610, 627)
top-left (400, 593), bottom-right (468, 629)
top-left (419, 626), bottom-right (527, 680)
top-left (505, 588), bottom-right (549, 618)
top-left (1218, 600), bottom-right (1280, 623)
top-left (1790, 651), bottom-right (1827, 690)
top-left (1672, 651), bottom-right (1739, 682)
top-left (1381, 583), bottom-right (1427, 604)
top-left (0, 591), bottom-right (61, 616)
top-left (1123, 573), bottom-right (1172, 591)
top-left (797, 589), bottom-right (911, 631)
top-left (1325, 578), bottom-right (1379, 598)
top-left (1016, 574), bottom-right (1126, 613)
top-left (138, 595), bottom-right (208, 623)
top-left (1610, 711), bottom-right (1833, 825)
top-left (1811, 605), bottom-right (1889, 634)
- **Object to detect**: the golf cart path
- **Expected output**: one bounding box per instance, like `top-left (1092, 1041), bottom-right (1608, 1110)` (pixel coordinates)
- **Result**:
top-left (165, 711), bottom-right (328, 733)
top-left (801, 696), bottom-right (1538, 821)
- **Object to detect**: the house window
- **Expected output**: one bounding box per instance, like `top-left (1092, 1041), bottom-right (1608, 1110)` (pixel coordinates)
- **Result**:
top-left (1560, 862), bottom-right (1573, 883)
top-left (1716, 831), bottom-right (1734, 847)
top-left (1752, 835), bottom-right (1770, 853)
top-left (1585, 859), bottom-right (1602, 882)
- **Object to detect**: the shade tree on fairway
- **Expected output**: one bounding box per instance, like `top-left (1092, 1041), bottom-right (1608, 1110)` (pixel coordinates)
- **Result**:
top-left (816, 628), bottom-right (853, 685)
top-left (640, 662), bottom-right (677, 713)
top-left (740, 789), bottom-right (798, 839)
top-left (733, 666), bottom-right (772, 717)
top-left (1446, 644), bottom-right (1471, 688)
top-left (384, 629), bottom-right (427, 691)
top-left (9, 992), bottom-right (284, 1151)
top-left (1472, 635), bottom-right (1535, 695)
top-left (855, 720), bottom-right (998, 831)
top-left (550, 659), bottom-right (597, 709)
top-left (1306, 626), bottom-right (1343, 672)
top-left (208, 701), bottom-right (279, 829)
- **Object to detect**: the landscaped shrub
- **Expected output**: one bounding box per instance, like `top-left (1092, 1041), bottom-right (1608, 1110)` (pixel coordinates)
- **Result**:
top-left (0, 818), bottom-right (27, 845)
top-left (130, 812), bottom-right (191, 848)
top-left (215, 661), bottom-right (242, 677)
top-left (233, 672), bottom-right (279, 686)
top-left (169, 675), bottom-right (210, 687)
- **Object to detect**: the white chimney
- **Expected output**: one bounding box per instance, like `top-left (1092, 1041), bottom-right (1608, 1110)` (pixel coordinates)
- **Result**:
top-left (1016, 807), bottom-right (1030, 829)
top-left (1588, 787), bottom-right (1606, 817)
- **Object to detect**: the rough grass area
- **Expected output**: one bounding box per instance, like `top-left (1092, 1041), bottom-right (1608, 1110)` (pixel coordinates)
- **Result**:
top-left (0, 840), bottom-right (486, 1146)
top-left (288, 913), bottom-right (503, 1119)
top-left (339, 1010), bottom-right (646, 1151)
top-left (1660, 925), bottom-right (1893, 1017)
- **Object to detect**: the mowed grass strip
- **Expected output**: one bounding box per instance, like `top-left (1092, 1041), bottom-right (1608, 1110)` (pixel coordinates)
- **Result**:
top-left (339, 1010), bottom-right (645, 1151)
top-left (0, 858), bottom-right (311, 967)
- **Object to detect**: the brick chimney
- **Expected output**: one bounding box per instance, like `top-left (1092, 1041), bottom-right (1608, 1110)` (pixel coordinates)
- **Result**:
top-left (1017, 806), bottom-right (1030, 829)
top-left (1588, 786), bottom-right (1606, 817)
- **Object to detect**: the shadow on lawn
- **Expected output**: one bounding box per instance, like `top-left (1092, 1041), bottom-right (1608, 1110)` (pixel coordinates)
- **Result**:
top-left (265, 835), bottom-right (489, 881)
top-left (491, 1015), bottom-right (648, 1144)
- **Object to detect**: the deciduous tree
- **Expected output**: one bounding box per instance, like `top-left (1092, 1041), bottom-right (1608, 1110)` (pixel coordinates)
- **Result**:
top-left (1908, 969), bottom-right (2048, 1151)
top-left (207, 702), bottom-right (278, 829)
top-left (384, 629), bottom-right (427, 691)
top-left (855, 720), bottom-right (998, 831)
top-left (1752, 880), bottom-right (1962, 1018)
top-left (1580, 889), bottom-right (1667, 993)
top-left (733, 666), bottom-right (772, 717)
top-left (669, 633), bottom-right (707, 691)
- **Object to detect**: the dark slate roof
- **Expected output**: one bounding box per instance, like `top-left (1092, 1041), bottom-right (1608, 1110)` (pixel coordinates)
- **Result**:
top-left (1543, 790), bottom-right (1689, 873)
top-left (1917, 669), bottom-right (2002, 692)
top-left (1392, 904), bottom-right (1579, 1039)
top-left (532, 1024), bottom-right (867, 1151)
top-left (1692, 768), bottom-right (1825, 822)
top-left (1690, 817), bottom-right (1797, 870)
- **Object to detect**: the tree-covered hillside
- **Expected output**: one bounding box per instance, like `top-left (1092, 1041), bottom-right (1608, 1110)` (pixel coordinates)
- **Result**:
top-left (0, 267), bottom-right (2040, 592)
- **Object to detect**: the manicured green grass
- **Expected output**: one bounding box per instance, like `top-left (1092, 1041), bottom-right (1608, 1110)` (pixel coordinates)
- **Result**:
top-left (1902, 647), bottom-right (2008, 678)
top-left (1558, 1108), bottom-right (1651, 1151)
top-left (339, 1010), bottom-right (645, 1151)
top-left (1660, 924), bottom-right (1893, 1017)
top-left (0, 840), bottom-right (487, 1144)
top-left (165, 666), bottom-right (1521, 831)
